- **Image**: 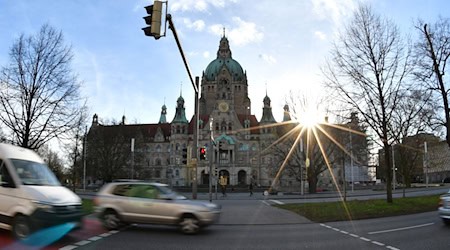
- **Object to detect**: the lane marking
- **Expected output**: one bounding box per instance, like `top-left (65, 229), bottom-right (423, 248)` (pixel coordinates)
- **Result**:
top-left (60, 229), bottom-right (120, 250)
top-left (372, 241), bottom-right (385, 246)
top-left (60, 245), bottom-right (77, 250)
top-left (88, 236), bottom-right (102, 241)
top-left (75, 240), bottom-right (90, 246)
top-left (368, 223), bottom-right (434, 235)
top-left (269, 199), bottom-right (284, 205)
top-left (320, 224), bottom-right (400, 250)
top-left (261, 201), bottom-right (270, 206)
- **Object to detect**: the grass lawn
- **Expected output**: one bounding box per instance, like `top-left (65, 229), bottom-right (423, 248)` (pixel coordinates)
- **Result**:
top-left (275, 195), bottom-right (440, 222)
top-left (82, 199), bottom-right (94, 214)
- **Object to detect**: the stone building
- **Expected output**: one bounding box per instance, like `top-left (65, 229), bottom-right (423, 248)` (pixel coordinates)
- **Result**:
top-left (86, 35), bottom-right (291, 188)
top-left (86, 35), bottom-right (370, 190)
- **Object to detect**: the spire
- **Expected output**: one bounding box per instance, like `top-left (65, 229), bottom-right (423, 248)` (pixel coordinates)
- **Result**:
top-left (260, 94), bottom-right (276, 124)
top-left (283, 104), bottom-right (291, 122)
top-left (172, 93), bottom-right (188, 123)
top-left (159, 103), bottom-right (167, 123)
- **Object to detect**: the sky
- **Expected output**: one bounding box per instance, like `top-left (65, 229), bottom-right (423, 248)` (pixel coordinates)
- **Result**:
top-left (0, 0), bottom-right (449, 128)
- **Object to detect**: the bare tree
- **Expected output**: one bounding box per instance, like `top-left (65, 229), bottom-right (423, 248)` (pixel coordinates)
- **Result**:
top-left (0, 24), bottom-right (85, 149)
top-left (414, 17), bottom-right (450, 147)
top-left (322, 4), bottom-right (412, 203)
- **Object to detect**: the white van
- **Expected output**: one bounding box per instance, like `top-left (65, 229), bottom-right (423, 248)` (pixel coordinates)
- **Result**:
top-left (0, 143), bottom-right (83, 239)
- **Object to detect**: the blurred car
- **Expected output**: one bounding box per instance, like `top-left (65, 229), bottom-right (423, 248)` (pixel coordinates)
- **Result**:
top-left (0, 143), bottom-right (83, 240)
top-left (94, 181), bottom-right (221, 234)
top-left (438, 189), bottom-right (450, 225)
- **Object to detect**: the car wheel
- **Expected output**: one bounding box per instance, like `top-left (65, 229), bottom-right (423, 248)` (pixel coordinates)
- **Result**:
top-left (443, 218), bottom-right (450, 226)
top-left (179, 214), bottom-right (200, 234)
top-left (12, 215), bottom-right (32, 240)
top-left (102, 210), bottom-right (121, 230)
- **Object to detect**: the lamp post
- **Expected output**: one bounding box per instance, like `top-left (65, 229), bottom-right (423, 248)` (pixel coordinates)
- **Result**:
top-left (349, 128), bottom-right (354, 192)
top-left (424, 141), bottom-right (428, 188)
top-left (392, 144), bottom-right (396, 191)
top-left (300, 138), bottom-right (304, 196)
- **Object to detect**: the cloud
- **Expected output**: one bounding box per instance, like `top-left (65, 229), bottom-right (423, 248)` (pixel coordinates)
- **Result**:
top-left (170, 0), bottom-right (238, 12)
top-left (132, 0), bottom-right (148, 12)
top-left (311, 0), bottom-right (358, 25)
top-left (314, 31), bottom-right (326, 40)
top-left (203, 51), bottom-right (210, 58)
top-left (182, 18), bottom-right (206, 31)
top-left (259, 54), bottom-right (277, 64)
top-left (209, 17), bottom-right (263, 46)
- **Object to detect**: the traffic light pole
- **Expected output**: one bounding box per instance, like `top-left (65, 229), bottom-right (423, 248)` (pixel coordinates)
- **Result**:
top-left (166, 14), bottom-right (198, 93)
top-left (143, 4), bottom-right (199, 199)
top-left (166, 13), bottom-right (199, 199)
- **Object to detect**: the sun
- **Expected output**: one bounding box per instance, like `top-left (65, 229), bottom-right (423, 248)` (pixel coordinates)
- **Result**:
top-left (299, 108), bottom-right (322, 128)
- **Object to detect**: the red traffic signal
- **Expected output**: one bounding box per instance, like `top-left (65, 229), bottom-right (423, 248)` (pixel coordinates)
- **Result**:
top-left (199, 147), bottom-right (207, 160)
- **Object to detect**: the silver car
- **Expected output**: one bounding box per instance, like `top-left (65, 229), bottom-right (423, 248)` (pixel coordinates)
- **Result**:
top-left (94, 182), bottom-right (220, 234)
top-left (439, 189), bottom-right (450, 225)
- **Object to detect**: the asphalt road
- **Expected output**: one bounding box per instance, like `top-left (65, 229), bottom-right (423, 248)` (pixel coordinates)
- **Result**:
top-left (56, 200), bottom-right (449, 250)
top-left (1, 186), bottom-right (449, 249)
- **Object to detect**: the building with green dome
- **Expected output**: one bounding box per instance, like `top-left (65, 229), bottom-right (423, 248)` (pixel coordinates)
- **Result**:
top-left (85, 35), bottom-right (304, 189)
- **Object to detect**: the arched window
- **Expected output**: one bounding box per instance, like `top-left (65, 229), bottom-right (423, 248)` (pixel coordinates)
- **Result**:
top-left (221, 121), bottom-right (227, 132)
top-left (156, 145), bottom-right (161, 152)
top-left (155, 158), bottom-right (161, 166)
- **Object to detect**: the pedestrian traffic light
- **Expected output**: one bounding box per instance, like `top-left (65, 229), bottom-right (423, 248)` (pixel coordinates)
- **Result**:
top-left (142, 1), bottom-right (163, 39)
top-left (199, 147), bottom-right (206, 160)
top-left (182, 148), bottom-right (187, 164)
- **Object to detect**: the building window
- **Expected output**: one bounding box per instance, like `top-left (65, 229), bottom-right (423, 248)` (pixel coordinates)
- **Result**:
top-left (156, 159), bottom-right (161, 166)
top-left (156, 145), bottom-right (161, 152)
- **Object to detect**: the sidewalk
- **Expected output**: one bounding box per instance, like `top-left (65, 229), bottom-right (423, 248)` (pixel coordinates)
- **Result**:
top-left (76, 185), bottom-right (449, 201)
top-left (176, 185), bottom-right (449, 201)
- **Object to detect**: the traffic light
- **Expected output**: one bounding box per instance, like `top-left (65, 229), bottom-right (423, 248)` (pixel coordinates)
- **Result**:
top-left (142, 1), bottom-right (163, 39)
top-left (182, 148), bottom-right (187, 164)
top-left (199, 147), bottom-right (206, 160)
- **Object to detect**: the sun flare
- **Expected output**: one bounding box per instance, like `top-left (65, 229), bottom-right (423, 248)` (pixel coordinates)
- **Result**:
top-left (299, 109), bottom-right (322, 128)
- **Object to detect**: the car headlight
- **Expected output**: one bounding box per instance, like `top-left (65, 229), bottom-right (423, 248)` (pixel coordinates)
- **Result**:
top-left (202, 203), bottom-right (219, 210)
top-left (33, 201), bottom-right (55, 213)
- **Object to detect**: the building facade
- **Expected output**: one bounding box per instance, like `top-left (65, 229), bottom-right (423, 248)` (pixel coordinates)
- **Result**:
top-left (86, 35), bottom-right (369, 190)
top-left (87, 35), bottom-right (290, 188)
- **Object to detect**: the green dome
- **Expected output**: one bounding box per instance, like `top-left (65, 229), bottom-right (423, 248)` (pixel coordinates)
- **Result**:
top-left (204, 57), bottom-right (244, 81)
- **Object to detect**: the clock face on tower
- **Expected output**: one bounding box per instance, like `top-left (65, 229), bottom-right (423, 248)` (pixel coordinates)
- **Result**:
top-left (218, 101), bottom-right (229, 112)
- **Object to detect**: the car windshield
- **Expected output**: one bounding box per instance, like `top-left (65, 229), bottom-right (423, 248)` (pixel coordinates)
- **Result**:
top-left (10, 159), bottom-right (60, 186)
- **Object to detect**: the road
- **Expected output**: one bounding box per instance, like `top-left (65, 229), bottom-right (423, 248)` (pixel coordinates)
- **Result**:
top-left (0, 187), bottom-right (449, 249)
